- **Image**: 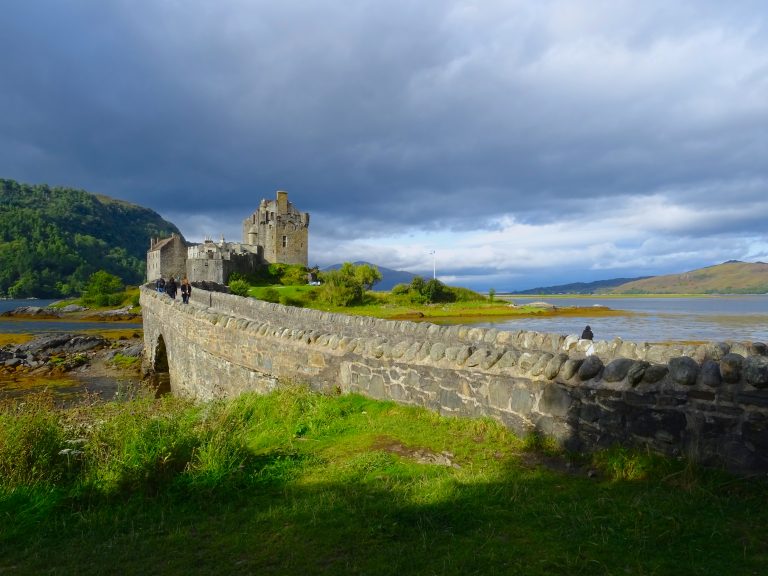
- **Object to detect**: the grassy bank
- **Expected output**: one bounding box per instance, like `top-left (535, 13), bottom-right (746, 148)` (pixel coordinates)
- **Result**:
top-left (248, 285), bottom-right (627, 321)
top-left (1, 388), bottom-right (766, 575)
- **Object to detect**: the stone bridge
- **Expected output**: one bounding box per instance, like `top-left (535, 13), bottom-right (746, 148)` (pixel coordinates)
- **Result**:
top-left (140, 286), bottom-right (768, 471)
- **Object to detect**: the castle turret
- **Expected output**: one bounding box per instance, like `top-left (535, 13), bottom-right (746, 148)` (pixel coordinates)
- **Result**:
top-left (241, 190), bottom-right (309, 266)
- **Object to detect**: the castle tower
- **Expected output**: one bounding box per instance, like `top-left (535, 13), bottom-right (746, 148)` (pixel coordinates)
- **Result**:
top-left (242, 190), bottom-right (309, 266)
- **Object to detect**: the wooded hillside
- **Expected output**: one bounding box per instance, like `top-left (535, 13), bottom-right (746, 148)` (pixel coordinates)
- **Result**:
top-left (0, 179), bottom-right (182, 297)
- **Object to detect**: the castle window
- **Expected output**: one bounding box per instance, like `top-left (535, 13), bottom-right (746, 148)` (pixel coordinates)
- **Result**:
top-left (282, 235), bottom-right (288, 248)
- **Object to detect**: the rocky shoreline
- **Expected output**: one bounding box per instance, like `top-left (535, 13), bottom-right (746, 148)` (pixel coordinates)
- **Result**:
top-left (0, 330), bottom-right (145, 402)
top-left (0, 304), bottom-right (142, 322)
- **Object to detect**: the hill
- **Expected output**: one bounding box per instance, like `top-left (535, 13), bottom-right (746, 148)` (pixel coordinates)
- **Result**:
top-left (323, 261), bottom-right (417, 291)
top-left (510, 276), bottom-right (650, 295)
top-left (609, 261), bottom-right (768, 294)
top-left (0, 178), bottom-right (182, 298)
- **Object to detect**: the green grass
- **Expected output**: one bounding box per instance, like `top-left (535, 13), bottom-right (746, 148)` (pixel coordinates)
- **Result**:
top-left (108, 352), bottom-right (142, 370)
top-left (246, 285), bottom-right (627, 321)
top-left (0, 388), bottom-right (766, 575)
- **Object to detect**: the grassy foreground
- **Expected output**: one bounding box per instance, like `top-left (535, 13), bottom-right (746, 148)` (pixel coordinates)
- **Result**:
top-left (1, 388), bottom-right (766, 575)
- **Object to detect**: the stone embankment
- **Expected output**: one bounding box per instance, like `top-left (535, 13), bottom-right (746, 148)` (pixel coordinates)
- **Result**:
top-left (142, 286), bottom-right (768, 471)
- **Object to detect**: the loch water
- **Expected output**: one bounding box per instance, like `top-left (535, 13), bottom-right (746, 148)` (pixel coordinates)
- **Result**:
top-left (0, 299), bottom-right (142, 334)
top-left (448, 295), bottom-right (768, 344)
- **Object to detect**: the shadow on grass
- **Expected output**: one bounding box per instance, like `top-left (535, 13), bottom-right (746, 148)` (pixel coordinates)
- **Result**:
top-left (2, 445), bottom-right (767, 576)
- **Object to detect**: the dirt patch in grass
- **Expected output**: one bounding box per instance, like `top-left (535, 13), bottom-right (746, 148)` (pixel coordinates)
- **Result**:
top-left (371, 435), bottom-right (460, 468)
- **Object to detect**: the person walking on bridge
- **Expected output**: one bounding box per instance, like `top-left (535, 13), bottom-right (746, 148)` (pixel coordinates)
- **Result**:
top-left (180, 277), bottom-right (192, 304)
top-left (166, 276), bottom-right (177, 300)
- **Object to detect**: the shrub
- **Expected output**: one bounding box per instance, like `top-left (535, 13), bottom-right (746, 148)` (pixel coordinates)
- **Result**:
top-left (280, 266), bottom-right (309, 286)
top-left (259, 288), bottom-right (281, 303)
top-left (410, 276), bottom-right (426, 293)
top-left (229, 279), bottom-right (250, 297)
top-left (280, 295), bottom-right (305, 307)
top-left (317, 269), bottom-right (363, 306)
top-left (449, 286), bottom-right (487, 302)
top-left (423, 278), bottom-right (454, 303)
top-left (390, 283), bottom-right (410, 296)
top-left (81, 270), bottom-right (125, 307)
top-left (353, 263), bottom-right (382, 290)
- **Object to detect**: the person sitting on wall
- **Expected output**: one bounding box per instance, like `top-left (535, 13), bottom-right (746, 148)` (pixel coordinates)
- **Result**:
top-left (581, 325), bottom-right (594, 340)
top-left (180, 276), bottom-right (192, 304)
top-left (166, 276), bottom-right (177, 300)
top-left (156, 277), bottom-right (166, 293)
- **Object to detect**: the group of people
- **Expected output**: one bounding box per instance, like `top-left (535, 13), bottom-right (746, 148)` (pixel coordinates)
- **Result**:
top-left (155, 275), bottom-right (192, 304)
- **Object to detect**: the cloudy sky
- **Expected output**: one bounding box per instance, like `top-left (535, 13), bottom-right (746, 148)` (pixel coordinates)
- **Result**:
top-left (2, 1), bottom-right (767, 290)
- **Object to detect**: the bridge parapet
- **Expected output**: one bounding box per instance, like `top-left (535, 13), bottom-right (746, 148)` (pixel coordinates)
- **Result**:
top-left (141, 286), bottom-right (768, 471)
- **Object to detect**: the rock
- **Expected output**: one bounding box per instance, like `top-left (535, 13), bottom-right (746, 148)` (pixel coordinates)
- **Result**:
top-left (642, 364), bottom-right (668, 383)
top-left (698, 360), bottom-right (722, 387)
top-left (744, 356), bottom-right (768, 389)
top-left (16, 333), bottom-right (107, 356)
top-left (626, 361), bottom-right (650, 387)
top-left (561, 358), bottom-right (584, 380)
top-left (544, 353), bottom-right (569, 380)
top-left (751, 342), bottom-right (767, 356)
top-left (528, 301), bottom-right (556, 309)
top-left (121, 344), bottom-right (144, 358)
top-left (720, 353), bottom-right (744, 384)
top-left (578, 355), bottom-right (603, 380)
top-left (58, 304), bottom-right (89, 313)
top-left (668, 357), bottom-right (699, 386)
top-left (603, 358), bottom-right (636, 383)
top-left (1, 306), bottom-right (61, 318)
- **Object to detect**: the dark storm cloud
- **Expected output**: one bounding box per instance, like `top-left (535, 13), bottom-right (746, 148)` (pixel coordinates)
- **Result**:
top-left (2, 1), bottom-right (767, 287)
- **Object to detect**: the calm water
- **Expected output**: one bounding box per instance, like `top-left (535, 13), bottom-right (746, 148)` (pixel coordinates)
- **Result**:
top-left (459, 295), bottom-right (768, 343)
top-left (0, 299), bottom-right (142, 334)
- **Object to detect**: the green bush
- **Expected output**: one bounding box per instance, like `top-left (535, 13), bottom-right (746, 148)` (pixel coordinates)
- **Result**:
top-left (318, 269), bottom-right (364, 306)
top-left (259, 287), bottom-right (281, 303)
top-left (280, 294), bottom-right (305, 307)
top-left (280, 266), bottom-right (309, 286)
top-left (81, 270), bottom-right (125, 307)
top-left (449, 286), bottom-right (487, 302)
top-left (390, 283), bottom-right (410, 296)
top-left (229, 279), bottom-right (250, 297)
top-left (423, 278), bottom-right (454, 303)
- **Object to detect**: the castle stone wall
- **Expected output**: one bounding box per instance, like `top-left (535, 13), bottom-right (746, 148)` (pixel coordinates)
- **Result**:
top-left (146, 234), bottom-right (187, 282)
top-left (141, 286), bottom-right (768, 471)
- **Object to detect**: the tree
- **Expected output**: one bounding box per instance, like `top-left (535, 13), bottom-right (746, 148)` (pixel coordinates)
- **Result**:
top-left (423, 278), bottom-right (453, 303)
top-left (353, 264), bottom-right (382, 291)
top-left (81, 270), bottom-right (125, 306)
top-left (318, 268), bottom-right (364, 306)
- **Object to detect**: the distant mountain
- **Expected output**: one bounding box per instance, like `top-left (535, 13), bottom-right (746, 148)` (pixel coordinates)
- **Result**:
top-left (608, 261), bottom-right (768, 294)
top-left (510, 277), bottom-right (650, 295)
top-left (0, 178), bottom-right (182, 298)
top-left (322, 261), bottom-right (417, 291)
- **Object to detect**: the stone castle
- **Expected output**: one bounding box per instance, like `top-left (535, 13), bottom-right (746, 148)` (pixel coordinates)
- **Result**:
top-left (146, 190), bottom-right (309, 284)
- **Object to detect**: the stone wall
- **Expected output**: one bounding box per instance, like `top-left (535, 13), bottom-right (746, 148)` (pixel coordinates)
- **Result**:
top-left (146, 234), bottom-right (187, 282)
top-left (141, 286), bottom-right (768, 471)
